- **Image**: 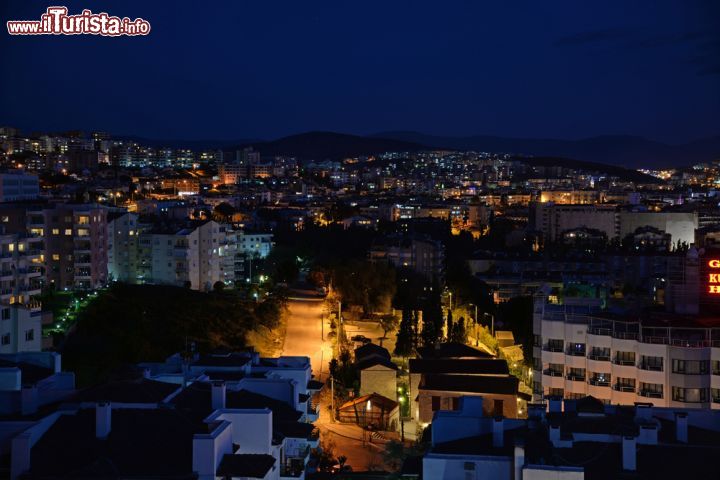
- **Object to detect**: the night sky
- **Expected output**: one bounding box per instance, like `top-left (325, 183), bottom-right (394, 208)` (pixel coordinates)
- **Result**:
top-left (1, 1), bottom-right (718, 143)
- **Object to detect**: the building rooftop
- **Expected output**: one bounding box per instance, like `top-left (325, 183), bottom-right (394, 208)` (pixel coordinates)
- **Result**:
top-left (420, 373), bottom-right (519, 396)
top-left (0, 359), bottom-right (53, 385)
top-left (170, 382), bottom-right (302, 425)
top-left (416, 342), bottom-right (493, 359)
top-left (74, 378), bottom-right (180, 404)
top-left (25, 408), bottom-right (202, 479)
top-left (409, 358), bottom-right (509, 375)
top-left (216, 453), bottom-right (276, 478)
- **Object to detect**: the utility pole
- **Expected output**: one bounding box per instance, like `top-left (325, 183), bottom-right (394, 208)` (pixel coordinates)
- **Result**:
top-left (330, 375), bottom-right (335, 423)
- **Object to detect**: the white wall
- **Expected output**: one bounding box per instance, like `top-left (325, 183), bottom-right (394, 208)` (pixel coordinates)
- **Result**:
top-left (423, 454), bottom-right (512, 480)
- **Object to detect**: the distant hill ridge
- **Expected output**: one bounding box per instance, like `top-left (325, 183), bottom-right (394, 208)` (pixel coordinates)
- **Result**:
top-left (371, 131), bottom-right (720, 169)
top-left (116, 130), bottom-right (720, 169)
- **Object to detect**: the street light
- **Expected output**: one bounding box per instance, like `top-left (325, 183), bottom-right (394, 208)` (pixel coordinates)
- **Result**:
top-left (484, 312), bottom-right (495, 337)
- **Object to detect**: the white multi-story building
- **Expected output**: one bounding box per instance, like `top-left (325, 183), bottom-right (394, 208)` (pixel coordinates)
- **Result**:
top-left (532, 296), bottom-right (720, 408)
top-left (238, 231), bottom-right (274, 259)
top-left (0, 233), bottom-right (43, 353)
top-left (112, 220), bottom-right (236, 291)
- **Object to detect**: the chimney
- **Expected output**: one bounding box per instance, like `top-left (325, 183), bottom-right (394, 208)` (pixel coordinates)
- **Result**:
top-left (638, 424), bottom-right (658, 445)
top-left (548, 397), bottom-right (562, 413)
top-left (675, 412), bottom-right (688, 443)
top-left (10, 432), bottom-right (31, 480)
top-left (622, 435), bottom-right (636, 471)
top-left (96, 402), bottom-right (111, 439)
top-left (51, 352), bottom-right (62, 373)
top-left (211, 381), bottom-right (226, 410)
top-left (513, 441), bottom-right (525, 480)
top-left (492, 416), bottom-right (504, 448)
top-left (20, 385), bottom-right (38, 416)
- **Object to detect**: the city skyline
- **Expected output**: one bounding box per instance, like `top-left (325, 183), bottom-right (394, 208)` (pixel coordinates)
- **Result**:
top-left (1, 0), bottom-right (719, 143)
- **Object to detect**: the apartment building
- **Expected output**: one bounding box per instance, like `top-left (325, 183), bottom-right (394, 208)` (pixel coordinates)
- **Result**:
top-left (369, 233), bottom-right (445, 282)
top-left (418, 395), bottom-right (720, 479)
top-left (135, 221), bottom-right (233, 291)
top-left (538, 189), bottom-right (600, 205)
top-left (110, 218), bottom-right (260, 289)
top-left (238, 231), bottom-right (274, 259)
top-left (107, 212), bottom-right (141, 283)
top-left (532, 296), bottom-right (720, 408)
top-left (0, 203), bottom-right (108, 291)
top-left (0, 172), bottom-right (39, 202)
top-left (40, 204), bottom-right (108, 290)
top-left (530, 202), bottom-right (698, 246)
top-left (0, 233), bottom-right (43, 353)
top-left (529, 203), bottom-right (620, 242)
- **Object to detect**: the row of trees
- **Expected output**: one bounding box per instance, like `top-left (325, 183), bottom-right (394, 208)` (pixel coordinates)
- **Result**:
top-left (62, 283), bottom-right (287, 386)
top-left (394, 285), bottom-right (470, 357)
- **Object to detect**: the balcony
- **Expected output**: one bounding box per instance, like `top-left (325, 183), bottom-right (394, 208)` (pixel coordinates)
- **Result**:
top-left (638, 363), bottom-right (663, 372)
top-left (543, 369), bottom-right (563, 377)
top-left (587, 327), bottom-right (612, 336)
top-left (613, 359), bottom-right (636, 366)
top-left (566, 374), bottom-right (586, 382)
top-left (588, 378), bottom-right (610, 387)
top-left (543, 345), bottom-right (563, 353)
top-left (613, 384), bottom-right (636, 392)
top-left (588, 354), bottom-right (610, 362)
top-left (638, 390), bottom-right (663, 399)
top-left (566, 348), bottom-right (586, 357)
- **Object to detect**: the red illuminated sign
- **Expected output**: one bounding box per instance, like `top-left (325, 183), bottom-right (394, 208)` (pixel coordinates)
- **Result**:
top-left (708, 260), bottom-right (720, 294)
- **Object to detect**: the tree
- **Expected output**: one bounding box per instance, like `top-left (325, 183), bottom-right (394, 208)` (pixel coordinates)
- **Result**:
top-left (379, 314), bottom-right (398, 339)
top-left (332, 260), bottom-right (396, 315)
top-left (213, 281), bottom-right (225, 293)
top-left (382, 440), bottom-right (407, 471)
top-left (275, 258), bottom-right (300, 284)
top-left (329, 359), bottom-right (339, 378)
top-left (213, 202), bottom-right (235, 223)
top-left (452, 317), bottom-right (467, 344)
top-left (411, 310), bottom-right (419, 348)
top-left (420, 313), bottom-right (438, 347)
top-left (445, 309), bottom-right (454, 341)
top-left (394, 309), bottom-right (414, 357)
top-left (339, 349), bottom-right (352, 367)
top-left (421, 282), bottom-right (443, 347)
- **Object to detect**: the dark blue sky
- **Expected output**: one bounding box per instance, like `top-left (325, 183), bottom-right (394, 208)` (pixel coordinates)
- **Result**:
top-left (1, 0), bottom-right (718, 143)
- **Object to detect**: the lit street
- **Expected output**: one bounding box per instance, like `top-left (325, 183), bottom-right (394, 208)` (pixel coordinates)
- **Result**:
top-left (282, 297), bottom-right (332, 381)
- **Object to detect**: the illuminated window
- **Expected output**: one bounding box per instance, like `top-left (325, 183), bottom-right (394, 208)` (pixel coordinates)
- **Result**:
top-left (52, 229), bottom-right (60, 235)
top-left (52, 254), bottom-right (60, 261)
top-left (64, 229), bottom-right (72, 236)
